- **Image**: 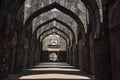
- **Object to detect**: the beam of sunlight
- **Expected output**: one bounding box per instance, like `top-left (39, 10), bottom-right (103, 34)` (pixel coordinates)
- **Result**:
top-left (19, 73), bottom-right (91, 79)
top-left (34, 62), bottom-right (74, 68)
top-left (28, 68), bottom-right (80, 71)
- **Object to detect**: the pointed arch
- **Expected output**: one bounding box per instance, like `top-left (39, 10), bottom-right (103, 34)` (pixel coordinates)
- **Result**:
top-left (11, 0), bottom-right (101, 38)
top-left (40, 32), bottom-right (69, 48)
top-left (24, 2), bottom-right (85, 35)
top-left (38, 28), bottom-right (71, 46)
top-left (81, 0), bottom-right (100, 37)
top-left (33, 18), bottom-right (75, 41)
top-left (39, 27), bottom-right (71, 42)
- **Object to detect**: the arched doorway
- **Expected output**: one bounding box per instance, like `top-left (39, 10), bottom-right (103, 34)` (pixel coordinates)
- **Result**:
top-left (49, 52), bottom-right (58, 62)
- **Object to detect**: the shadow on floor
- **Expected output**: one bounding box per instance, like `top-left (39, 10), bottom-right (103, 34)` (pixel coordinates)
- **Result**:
top-left (7, 62), bottom-right (95, 80)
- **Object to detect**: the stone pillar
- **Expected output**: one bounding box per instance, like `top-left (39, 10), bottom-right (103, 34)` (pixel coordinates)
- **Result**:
top-left (35, 46), bottom-right (38, 64)
top-left (94, 37), bottom-right (111, 80)
top-left (79, 47), bottom-right (83, 70)
top-left (110, 31), bottom-right (120, 80)
top-left (33, 42), bottom-right (37, 65)
top-left (94, 0), bottom-right (111, 79)
top-left (70, 47), bottom-right (73, 65)
top-left (36, 44), bottom-right (39, 63)
top-left (72, 43), bottom-right (76, 66)
top-left (37, 41), bottom-right (41, 63)
top-left (66, 47), bottom-right (69, 64)
top-left (83, 33), bottom-right (90, 73)
top-left (78, 39), bottom-right (83, 70)
top-left (31, 49), bottom-right (34, 66)
top-left (9, 32), bottom-right (17, 73)
top-left (73, 45), bottom-right (75, 66)
top-left (67, 48), bottom-right (70, 64)
top-left (34, 45), bottom-right (37, 64)
top-left (27, 38), bottom-right (32, 67)
top-left (9, 45), bottom-right (16, 73)
top-left (27, 49), bottom-right (31, 67)
top-left (23, 38), bottom-right (28, 68)
top-left (69, 47), bottom-right (72, 65)
top-left (0, 34), bottom-right (9, 79)
top-left (73, 44), bottom-right (78, 68)
top-left (39, 42), bottom-right (43, 62)
top-left (27, 50), bottom-right (31, 67)
top-left (34, 45), bottom-right (37, 65)
top-left (23, 48), bottom-right (28, 68)
top-left (14, 41), bottom-right (24, 72)
top-left (38, 43), bottom-right (42, 63)
top-left (89, 34), bottom-right (95, 74)
top-left (75, 44), bottom-right (79, 68)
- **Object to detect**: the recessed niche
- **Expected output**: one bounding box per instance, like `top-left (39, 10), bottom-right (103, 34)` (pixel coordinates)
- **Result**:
top-left (49, 52), bottom-right (57, 61)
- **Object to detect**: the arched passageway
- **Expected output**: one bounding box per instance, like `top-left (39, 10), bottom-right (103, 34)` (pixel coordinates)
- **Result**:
top-left (0, 0), bottom-right (119, 80)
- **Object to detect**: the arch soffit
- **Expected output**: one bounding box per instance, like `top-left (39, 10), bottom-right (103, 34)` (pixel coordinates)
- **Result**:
top-left (24, 2), bottom-right (85, 35)
top-left (38, 27), bottom-right (71, 44)
top-left (40, 32), bottom-right (69, 46)
top-left (12, 0), bottom-right (100, 38)
top-left (34, 18), bottom-right (75, 40)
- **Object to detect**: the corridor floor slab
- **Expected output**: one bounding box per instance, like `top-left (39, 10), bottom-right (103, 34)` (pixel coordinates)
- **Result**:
top-left (7, 62), bottom-right (94, 80)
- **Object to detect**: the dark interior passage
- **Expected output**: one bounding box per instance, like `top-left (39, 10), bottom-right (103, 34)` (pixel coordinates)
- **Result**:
top-left (41, 51), bottom-right (66, 62)
top-left (0, 0), bottom-right (120, 80)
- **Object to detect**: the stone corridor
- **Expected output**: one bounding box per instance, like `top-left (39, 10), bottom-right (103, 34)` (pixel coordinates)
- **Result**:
top-left (0, 0), bottom-right (120, 80)
top-left (7, 63), bottom-right (94, 80)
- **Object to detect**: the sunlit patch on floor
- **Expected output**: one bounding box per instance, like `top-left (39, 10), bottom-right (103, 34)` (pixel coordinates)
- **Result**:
top-left (8, 63), bottom-right (94, 80)
top-left (19, 73), bottom-right (91, 79)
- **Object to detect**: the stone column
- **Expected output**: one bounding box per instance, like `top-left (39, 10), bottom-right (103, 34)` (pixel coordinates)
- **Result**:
top-left (94, 0), bottom-right (111, 79)
top-left (69, 47), bottom-right (72, 65)
top-left (23, 38), bottom-right (28, 69)
top-left (14, 40), bottom-right (24, 72)
top-left (9, 33), bottom-right (17, 73)
top-left (89, 34), bottom-right (95, 74)
top-left (9, 45), bottom-right (16, 73)
top-left (78, 39), bottom-right (83, 70)
top-left (79, 47), bottom-right (83, 70)
top-left (83, 33), bottom-right (90, 73)
top-left (75, 44), bottom-right (79, 68)
top-left (23, 48), bottom-right (28, 68)
top-left (36, 44), bottom-right (39, 63)
top-left (66, 47), bottom-right (69, 63)
top-left (31, 48), bottom-right (34, 66)
top-left (0, 34), bottom-right (9, 79)
top-left (73, 44), bottom-right (78, 68)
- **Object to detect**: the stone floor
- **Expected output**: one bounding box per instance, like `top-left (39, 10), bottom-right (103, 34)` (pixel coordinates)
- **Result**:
top-left (7, 62), bottom-right (95, 80)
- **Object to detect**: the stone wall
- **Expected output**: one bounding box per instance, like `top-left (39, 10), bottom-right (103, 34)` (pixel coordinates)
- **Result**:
top-left (109, 0), bottom-right (120, 80)
top-left (42, 34), bottom-right (66, 51)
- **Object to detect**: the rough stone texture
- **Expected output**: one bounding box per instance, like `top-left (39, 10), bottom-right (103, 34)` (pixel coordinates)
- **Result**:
top-left (24, 0), bottom-right (88, 44)
top-left (94, 37), bottom-right (111, 80)
top-left (109, 0), bottom-right (120, 80)
top-left (109, 0), bottom-right (120, 29)
top-left (0, 34), bottom-right (9, 79)
top-left (0, 1), bottom-right (25, 79)
top-left (25, 0), bottom-right (87, 29)
top-left (13, 4), bottom-right (25, 73)
top-left (0, 0), bottom-right (15, 79)
top-left (34, 11), bottom-right (77, 35)
top-left (0, 0), bottom-right (118, 80)
top-left (37, 21), bottom-right (72, 39)
top-left (96, 0), bottom-right (103, 22)
top-left (42, 33), bottom-right (67, 51)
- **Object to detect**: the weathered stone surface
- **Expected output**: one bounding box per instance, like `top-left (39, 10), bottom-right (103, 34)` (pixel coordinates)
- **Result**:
top-left (0, 0), bottom-right (118, 80)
